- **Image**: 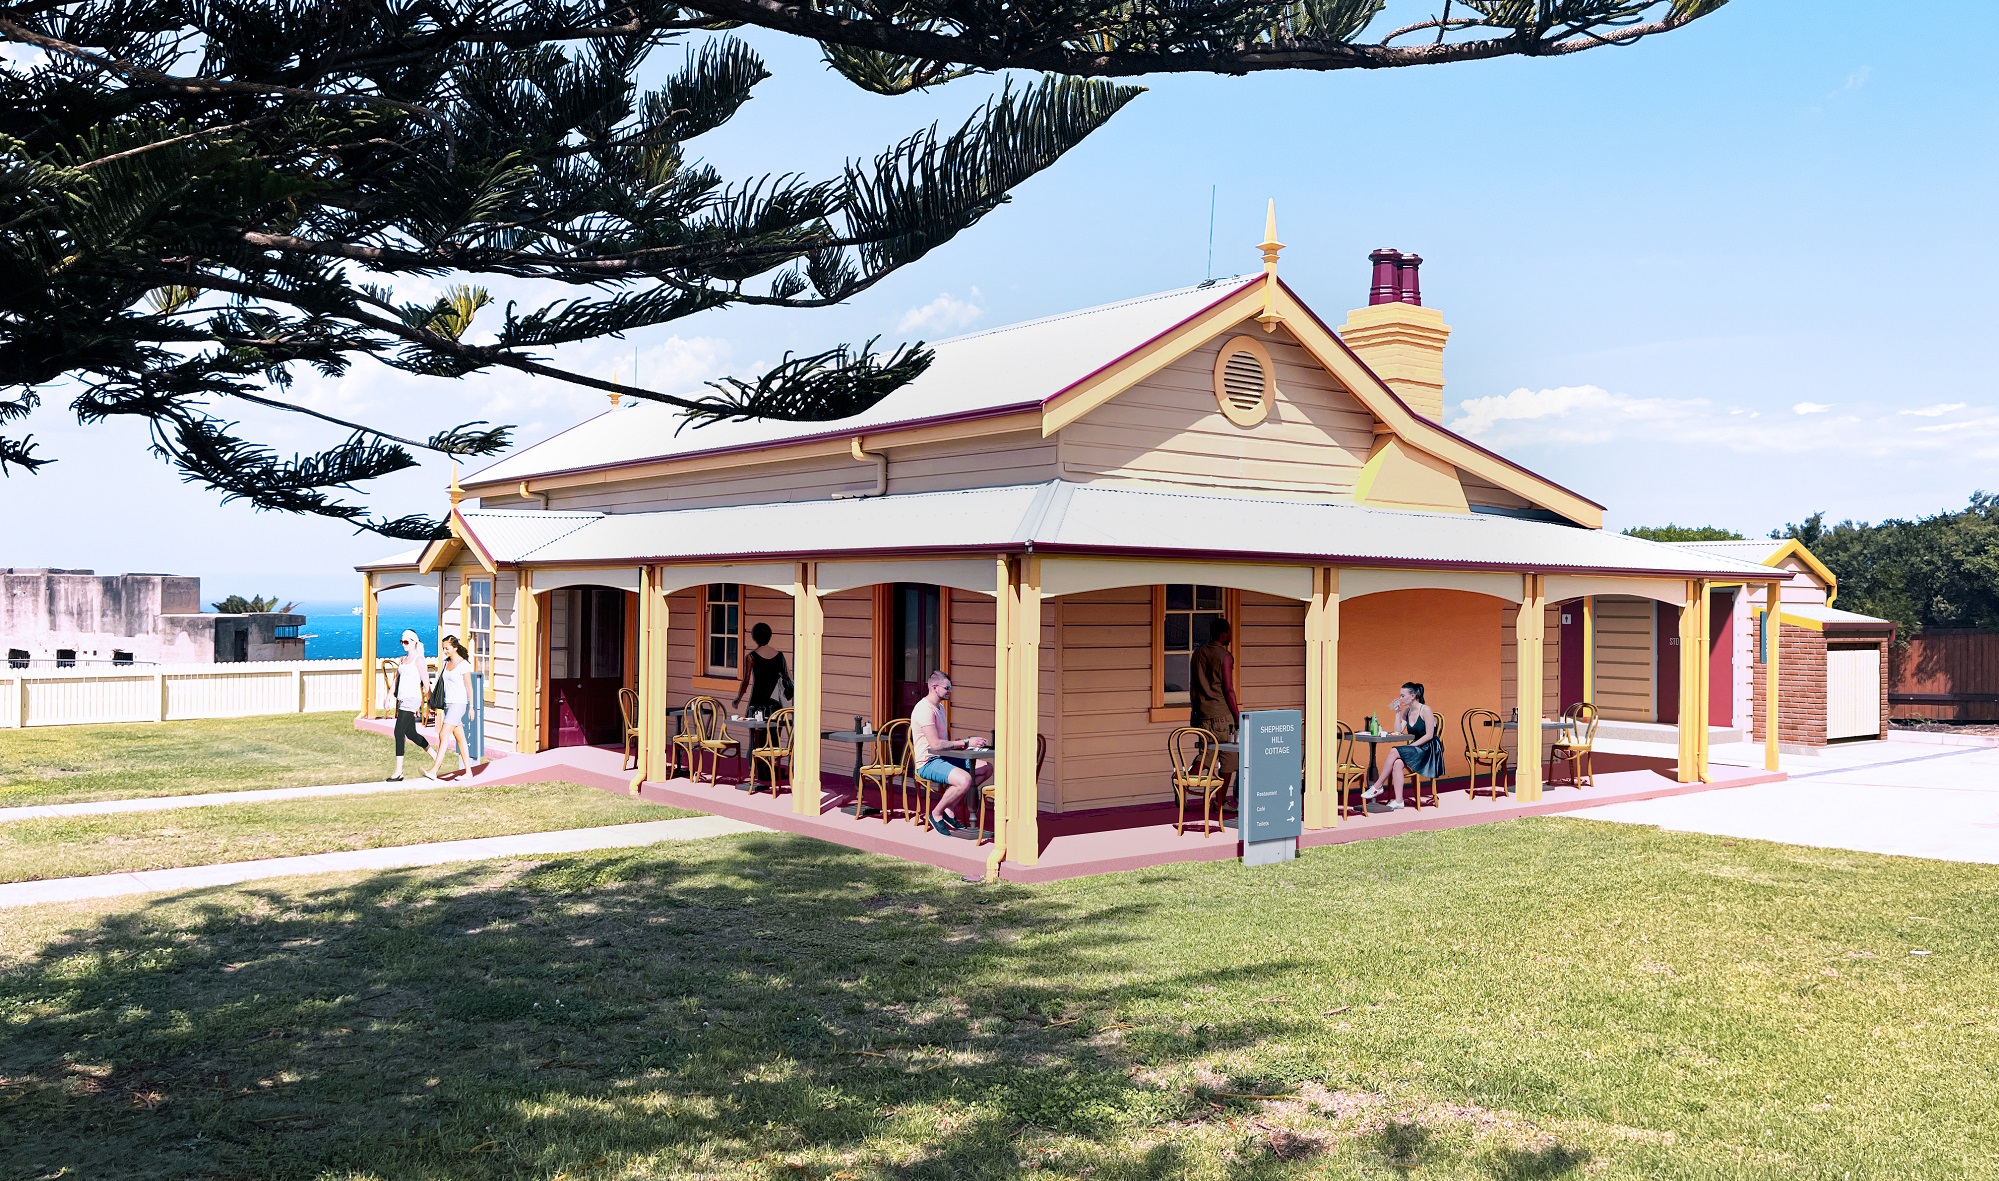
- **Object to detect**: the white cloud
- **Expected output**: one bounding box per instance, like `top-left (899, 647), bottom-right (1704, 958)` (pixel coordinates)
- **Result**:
top-left (1449, 386), bottom-right (1999, 461)
top-left (1900, 402), bottom-right (1967, 417)
top-left (1792, 401), bottom-right (1832, 415)
top-left (896, 289), bottom-right (984, 336)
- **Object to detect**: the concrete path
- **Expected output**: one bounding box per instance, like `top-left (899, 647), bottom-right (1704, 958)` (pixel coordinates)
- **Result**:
top-left (0, 777), bottom-right (459, 824)
top-left (1571, 743), bottom-right (1999, 865)
top-left (0, 815), bottom-right (766, 908)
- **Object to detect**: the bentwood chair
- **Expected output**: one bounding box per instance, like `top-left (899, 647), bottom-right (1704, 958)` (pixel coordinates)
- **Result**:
top-left (977, 734), bottom-right (1047, 846)
top-left (748, 707), bottom-right (795, 796)
top-left (1168, 726), bottom-right (1227, 838)
top-left (857, 718), bottom-right (912, 824)
top-left (1551, 702), bottom-right (1600, 789)
top-left (695, 698), bottom-right (742, 787)
top-left (617, 687), bottom-right (640, 771)
top-left (1335, 721), bottom-right (1369, 819)
top-left (674, 696), bottom-right (723, 784)
top-left (376, 659), bottom-right (400, 719)
top-left (1461, 708), bottom-right (1510, 800)
top-left (1405, 768), bottom-right (1440, 811)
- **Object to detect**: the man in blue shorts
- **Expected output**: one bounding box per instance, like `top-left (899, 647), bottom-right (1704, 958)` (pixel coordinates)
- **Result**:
top-left (910, 670), bottom-right (992, 836)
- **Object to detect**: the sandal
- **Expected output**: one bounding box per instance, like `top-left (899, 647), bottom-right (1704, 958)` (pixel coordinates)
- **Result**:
top-left (386, 774), bottom-right (404, 782)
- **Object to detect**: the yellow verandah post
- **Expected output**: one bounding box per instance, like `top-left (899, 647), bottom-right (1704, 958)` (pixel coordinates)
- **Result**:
top-left (1012, 556), bottom-right (1043, 866)
top-left (986, 556), bottom-right (1016, 879)
top-left (790, 563), bottom-right (824, 816)
top-left (1676, 580), bottom-right (1702, 783)
top-left (515, 569), bottom-right (539, 755)
top-left (1764, 581), bottom-right (1782, 772)
top-left (1696, 580), bottom-right (1712, 781)
top-left (630, 566), bottom-right (669, 791)
top-left (1514, 573), bottom-right (1546, 801)
top-left (358, 572), bottom-right (378, 720)
top-left (1303, 566), bottom-right (1340, 829)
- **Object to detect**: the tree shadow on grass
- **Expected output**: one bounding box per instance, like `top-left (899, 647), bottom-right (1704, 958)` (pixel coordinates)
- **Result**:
top-left (1484, 1142), bottom-right (1591, 1179)
top-left (0, 832), bottom-right (1320, 1180)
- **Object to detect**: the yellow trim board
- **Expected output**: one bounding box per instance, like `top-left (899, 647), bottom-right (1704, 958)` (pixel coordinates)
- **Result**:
top-left (1764, 539), bottom-right (1839, 605)
top-left (417, 537), bottom-right (463, 575)
top-left (1754, 606), bottom-right (1825, 633)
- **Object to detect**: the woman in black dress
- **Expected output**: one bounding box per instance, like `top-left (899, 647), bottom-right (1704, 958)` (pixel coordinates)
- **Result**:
top-left (732, 622), bottom-right (793, 718)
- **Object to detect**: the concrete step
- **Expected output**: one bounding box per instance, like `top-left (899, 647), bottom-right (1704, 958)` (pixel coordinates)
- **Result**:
top-left (1596, 719), bottom-right (1744, 746)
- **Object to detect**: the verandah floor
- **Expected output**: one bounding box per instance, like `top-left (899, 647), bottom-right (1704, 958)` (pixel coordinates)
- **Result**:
top-left (355, 717), bottom-right (1786, 882)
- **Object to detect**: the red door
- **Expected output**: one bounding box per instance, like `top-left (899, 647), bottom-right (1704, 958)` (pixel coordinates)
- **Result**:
top-left (1709, 588), bottom-right (1736, 726)
top-left (1557, 601), bottom-right (1586, 710)
top-left (1656, 601), bottom-right (1680, 724)
top-left (549, 587), bottom-right (627, 747)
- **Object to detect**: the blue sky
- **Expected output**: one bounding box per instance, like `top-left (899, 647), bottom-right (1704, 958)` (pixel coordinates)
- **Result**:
top-left (8, 1), bottom-right (1995, 599)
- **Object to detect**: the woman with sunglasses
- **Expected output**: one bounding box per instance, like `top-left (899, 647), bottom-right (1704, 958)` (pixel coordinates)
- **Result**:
top-left (387, 629), bottom-right (432, 781)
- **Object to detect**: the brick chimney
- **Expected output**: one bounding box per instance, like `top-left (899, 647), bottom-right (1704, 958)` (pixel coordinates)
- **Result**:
top-left (1339, 249), bottom-right (1451, 420)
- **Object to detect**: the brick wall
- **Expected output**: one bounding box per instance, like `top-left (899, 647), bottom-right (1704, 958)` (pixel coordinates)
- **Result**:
top-left (1751, 620), bottom-right (1827, 745)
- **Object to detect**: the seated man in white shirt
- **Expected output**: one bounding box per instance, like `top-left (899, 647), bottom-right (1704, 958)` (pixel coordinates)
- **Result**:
top-left (909, 670), bottom-right (992, 837)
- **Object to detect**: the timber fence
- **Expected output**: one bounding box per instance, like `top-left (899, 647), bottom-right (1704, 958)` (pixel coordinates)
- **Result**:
top-left (0, 659), bottom-right (362, 729)
top-left (1888, 630), bottom-right (1999, 722)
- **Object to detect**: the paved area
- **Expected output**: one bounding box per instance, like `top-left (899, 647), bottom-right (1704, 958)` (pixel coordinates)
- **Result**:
top-left (0, 777), bottom-right (454, 823)
top-left (0, 814), bottom-right (766, 908)
top-left (1571, 741), bottom-right (1999, 864)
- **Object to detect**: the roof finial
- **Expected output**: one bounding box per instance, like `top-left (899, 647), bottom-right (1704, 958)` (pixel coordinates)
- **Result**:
top-left (609, 367), bottom-right (623, 408)
top-left (1258, 199), bottom-right (1284, 275)
top-left (1256, 199), bottom-right (1285, 332)
top-left (448, 460), bottom-right (465, 507)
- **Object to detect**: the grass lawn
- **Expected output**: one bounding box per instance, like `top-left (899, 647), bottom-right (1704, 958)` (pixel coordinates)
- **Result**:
top-left (0, 781), bottom-right (698, 883)
top-left (1, 818), bottom-right (1993, 1180)
top-left (0, 713), bottom-right (404, 807)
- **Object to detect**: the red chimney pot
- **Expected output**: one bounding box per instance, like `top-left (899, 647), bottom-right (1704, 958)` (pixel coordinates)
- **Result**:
top-left (1396, 254), bottom-right (1423, 306)
top-left (1368, 249), bottom-right (1402, 305)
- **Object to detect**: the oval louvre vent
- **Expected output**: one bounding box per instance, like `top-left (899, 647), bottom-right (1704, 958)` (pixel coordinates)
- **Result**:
top-left (1212, 336), bottom-right (1274, 426)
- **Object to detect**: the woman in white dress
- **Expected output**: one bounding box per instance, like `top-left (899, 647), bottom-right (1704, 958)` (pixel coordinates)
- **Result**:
top-left (426, 636), bottom-right (474, 779)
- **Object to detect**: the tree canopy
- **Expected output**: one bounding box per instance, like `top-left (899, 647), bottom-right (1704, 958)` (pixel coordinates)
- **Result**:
top-left (1, 1), bottom-right (1731, 538)
top-left (1621, 523), bottom-right (1744, 542)
top-left (1771, 494), bottom-right (1999, 638)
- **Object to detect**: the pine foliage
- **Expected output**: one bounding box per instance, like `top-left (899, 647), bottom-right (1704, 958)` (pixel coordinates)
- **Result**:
top-left (0, 1), bottom-right (1723, 538)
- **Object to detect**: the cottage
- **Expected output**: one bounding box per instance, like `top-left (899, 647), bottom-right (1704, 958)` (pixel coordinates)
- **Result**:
top-left (357, 215), bottom-right (1792, 871)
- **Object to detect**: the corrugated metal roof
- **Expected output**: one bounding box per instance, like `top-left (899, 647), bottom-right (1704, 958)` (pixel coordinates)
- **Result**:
top-left (457, 482), bottom-right (1786, 581)
top-left (356, 547), bottom-right (425, 571)
top-left (455, 510), bottom-right (600, 563)
top-left (1670, 540), bottom-right (1781, 563)
top-left (1782, 603), bottom-right (1890, 626)
top-left (467, 275), bottom-right (1261, 485)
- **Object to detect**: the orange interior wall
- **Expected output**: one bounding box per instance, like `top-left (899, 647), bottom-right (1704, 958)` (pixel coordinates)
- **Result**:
top-left (1338, 589), bottom-right (1504, 780)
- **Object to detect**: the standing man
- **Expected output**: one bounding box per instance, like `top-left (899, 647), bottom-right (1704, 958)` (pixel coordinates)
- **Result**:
top-left (1189, 617), bottom-right (1240, 786)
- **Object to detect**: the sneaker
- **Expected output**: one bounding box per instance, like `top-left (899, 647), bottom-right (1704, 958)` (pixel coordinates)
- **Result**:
top-left (1385, 799), bottom-right (1404, 811)
top-left (931, 814), bottom-right (962, 836)
top-left (1360, 784), bottom-right (1383, 800)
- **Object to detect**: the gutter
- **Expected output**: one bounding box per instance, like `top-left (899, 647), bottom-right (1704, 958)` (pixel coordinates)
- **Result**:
top-left (517, 481), bottom-right (548, 509)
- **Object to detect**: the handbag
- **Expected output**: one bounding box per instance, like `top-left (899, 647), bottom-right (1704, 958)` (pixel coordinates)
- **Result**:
top-left (774, 654), bottom-right (793, 706)
top-left (427, 672), bottom-right (446, 712)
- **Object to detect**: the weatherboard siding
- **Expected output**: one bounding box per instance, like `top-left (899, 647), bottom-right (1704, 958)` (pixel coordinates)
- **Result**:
top-left (1058, 322), bottom-right (1376, 498)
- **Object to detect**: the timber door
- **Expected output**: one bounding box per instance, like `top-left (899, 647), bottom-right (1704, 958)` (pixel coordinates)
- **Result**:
top-left (548, 587), bottom-right (627, 747)
top-left (1708, 588), bottom-right (1736, 726)
top-left (1558, 601), bottom-right (1586, 710)
top-left (891, 583), bottom-right (943, 719)
top-left (1656, 601), bottom-right (1680, 724)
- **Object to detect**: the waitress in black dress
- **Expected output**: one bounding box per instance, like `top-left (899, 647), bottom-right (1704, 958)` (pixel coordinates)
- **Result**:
top-left (732, 622), bottom-right (793, 720)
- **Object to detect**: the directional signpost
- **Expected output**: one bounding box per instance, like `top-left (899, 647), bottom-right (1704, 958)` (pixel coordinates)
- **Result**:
top-left (1238, 708), bottom-right (1303, 866)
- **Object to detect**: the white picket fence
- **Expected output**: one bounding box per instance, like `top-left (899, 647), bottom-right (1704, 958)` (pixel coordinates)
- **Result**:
top-left (0, 659), bottom-right (363, 729)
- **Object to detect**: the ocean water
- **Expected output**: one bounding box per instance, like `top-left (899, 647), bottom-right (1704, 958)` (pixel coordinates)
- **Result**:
top-left (293, 598), bottom-right (441, 660)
